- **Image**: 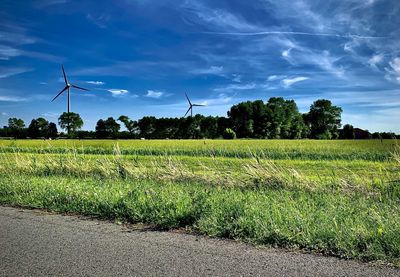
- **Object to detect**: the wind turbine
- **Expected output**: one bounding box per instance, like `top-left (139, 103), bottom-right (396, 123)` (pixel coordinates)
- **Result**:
top-left (184, 93), bottom-right (205, 117)
top-left (51, 65), bottom-right (89, 113)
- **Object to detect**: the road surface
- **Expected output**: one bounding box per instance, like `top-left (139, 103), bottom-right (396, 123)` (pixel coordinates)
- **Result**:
top-left (0, 206), bottom-right (398, 276)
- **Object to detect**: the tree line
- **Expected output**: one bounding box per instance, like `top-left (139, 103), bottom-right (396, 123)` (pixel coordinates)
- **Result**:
top-left (1, 97), bottom-right (398, 139)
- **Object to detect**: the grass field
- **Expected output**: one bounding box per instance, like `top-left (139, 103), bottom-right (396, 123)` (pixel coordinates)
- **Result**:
top-left (1, 139), bottom-right (399, 265)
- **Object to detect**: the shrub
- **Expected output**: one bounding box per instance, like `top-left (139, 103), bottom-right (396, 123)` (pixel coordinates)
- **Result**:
top-left (223, 128), bottom-right (236, 139)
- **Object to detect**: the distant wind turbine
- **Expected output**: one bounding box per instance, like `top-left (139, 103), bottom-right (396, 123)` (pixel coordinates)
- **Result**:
top-left (184, 93), bottom-right (205, 117)
top-left (51, 65), bottom-right (89, 113)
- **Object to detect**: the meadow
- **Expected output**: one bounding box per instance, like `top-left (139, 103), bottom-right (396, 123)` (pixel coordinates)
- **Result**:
top-left (0, 139), bottom-right (399, 265)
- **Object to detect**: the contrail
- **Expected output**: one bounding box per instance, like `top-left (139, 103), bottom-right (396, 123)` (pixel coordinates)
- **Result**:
top-left (200, 31), bottom-right (386, 39)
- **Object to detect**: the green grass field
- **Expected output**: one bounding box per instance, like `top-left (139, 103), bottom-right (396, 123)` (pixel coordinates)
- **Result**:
top-left (1, 139), bottom-right (399, 265)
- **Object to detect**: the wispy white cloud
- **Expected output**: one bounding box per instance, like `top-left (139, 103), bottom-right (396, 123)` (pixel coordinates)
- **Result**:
top-left (213, 83), bottom-right (256, 93)
top-left (267, 75), bottom-right (286, 81)
top-left (386, 57), bottom-right (400, 83)
top-left (197, 93), bottom-right (233, 106)
top-left (41, 112), bottom-right (58, 118)
top-left (368, 54), bottom-right (384, 68)
top-left (21, 50), bottom-right (64, 63)
top-left (0, 95), bottom-right (28, 102)
top-left (232, 74), bottom-right (241, 82)
top-left (0, 43), bottom-right (62, 63)
top-left (86, 81), bottom-right (105, 85)
top-left (0, 29), bottom-right (36, 45)
top-left (0, 46), bottom-right (22, 60)
top-left (183, 1), bottom-right (258, 32)
top-left (145, 90), bottom-right (165, 98)
top-left (283, 47), bottom-right (345, 77)
top-left (190, 65), bottom-right (224, 76)
top-left (0, 67), bottom-right (33, 78)
top-left (282, 76), bottom-right (309, 88)
top-left (87, 13), bottom-right (110, 29)
top-left (107, 89), bottom-right (129, 97)
top-left (201, 30), bottom-right (384, 39)
top-left (281, 48), bottom-right (291, 58)
top-left (0, 24), bottom-right (60, 62)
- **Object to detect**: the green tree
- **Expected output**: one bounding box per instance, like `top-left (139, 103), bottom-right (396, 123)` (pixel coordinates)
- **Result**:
top-left (58, 112), bottom-right (83, 135)
top-left (223, 128), bottom-right (236, 139)
top-left (8, 118), bottom-right (25, 129)
top-left (47, 122), bottom-right (58, 138)
top-left (265, 97), bottom-right (286, 138)
top-left (200, 116), bottom-right (219, 138)
top-left (138, 116), bottom-right (157, 138)
top-left (28, 118), bottom-right (49, 138)
top-left (305, 99), bottom-right (342, 139)
top-left (341, 124), bottom-right (355, 139)
top-left (228, 101), bottom-right (254, 138)
top-left (290, 114), bottom-right (308, 139)
top-left (217, 117), bottom-right (231, 138)
top-left (8, 118), bottom-right (25, 138)
top-left (118, 115), bottom-right (138, 137)
top-left (95, 117), bottom-right (120, 138)
top-left (95, 119), bottom-right (107, 138)
top-left (252, 100), bottom-right (269, 138)
top-left (104, 117), bottom-right (120, 138)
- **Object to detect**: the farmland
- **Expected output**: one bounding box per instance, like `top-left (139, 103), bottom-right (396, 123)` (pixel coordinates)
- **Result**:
top-left (0, 139), bottom-right (399, 266)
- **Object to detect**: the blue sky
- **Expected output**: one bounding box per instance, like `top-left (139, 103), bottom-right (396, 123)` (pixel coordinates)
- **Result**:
top-left (1, 0), bottom-right (400, 132)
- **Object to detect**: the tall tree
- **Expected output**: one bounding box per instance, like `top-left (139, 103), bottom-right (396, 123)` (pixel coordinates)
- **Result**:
top-left (265, 97), bottom-right (286, 138)
top-left (104, 117), bottom-right (120, 138)
top-left (8, 118), bottom-right (25, 138)
top-left (95, 119), bottom-right (107, 138)
top-left (58, 112), bottom-right (83, 135)
top-left (8, 118), bottom-right (25, 129)
top-left (118, 115), bottom-right (138, 137)
top-left (47, 122), bottom-right (58, 138)
top-left (200, 116), bottom-right (219, 138)
top-left (228, 101), bottom-right (254, 138)
top-left (341, 124), bottom-right (355, 139)
top-left (305, 99), bottom-right (342, 139)
top-left (95, 118), bottom-right (120, 138)
top-left (28, 118), bottom-right (49, 138)
top-left (138, 116), bottom-right (157, 138)
top-left (252, 100), bottom-right (269, 138)
top-left (28, 119), bottom-right (40, 138)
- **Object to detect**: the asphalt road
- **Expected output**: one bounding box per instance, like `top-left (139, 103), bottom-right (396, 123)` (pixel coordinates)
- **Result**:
top-left (0, 206), bottom-right (398, 277)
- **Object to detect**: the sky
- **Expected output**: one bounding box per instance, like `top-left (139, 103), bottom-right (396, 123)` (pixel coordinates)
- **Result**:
top-left (0, 0), bottom-right (400, 132)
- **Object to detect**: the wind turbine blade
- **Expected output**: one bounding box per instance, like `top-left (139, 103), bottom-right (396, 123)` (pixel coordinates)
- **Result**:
top-left (192, 104), bottom-right (206, 106)
top-left (184, 107), bottom-right (191, 117)
top-left (51, 86), bottom-right (68, 102)
top-left (71, 84), bottom-right (89, 91)
top-left (185, 93), bottom-right (192, 105)
top-left (61, 65), bottom-right (68, 85)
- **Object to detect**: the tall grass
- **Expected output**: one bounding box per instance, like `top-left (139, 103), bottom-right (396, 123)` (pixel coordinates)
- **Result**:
top-left (1, 150), bottom-right (399, 197)
top-left (0, 140), bottom-right (399, 265)
top-left (1, 174), bottom-right (399, 265)
top-left (0, 139), bottom-right (396, 161)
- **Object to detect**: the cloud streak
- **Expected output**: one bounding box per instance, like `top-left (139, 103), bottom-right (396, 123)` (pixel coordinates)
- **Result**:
top-left (200, 30), bottom-right (385, 39)
top-left (0, 67), bottom-right (33, 78)
top-left (282, 77), bottom-right (309, 88)
top-left (145, 90), bottom-right (165, 99)
top-left (107, 89), bottom-right (129, 97)
top-left (190, 65), bottom-right (224, 76)
top-left (86, 81), bottom-right (105, 85)
top-left (0, 96), bottom-right (28, 102)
